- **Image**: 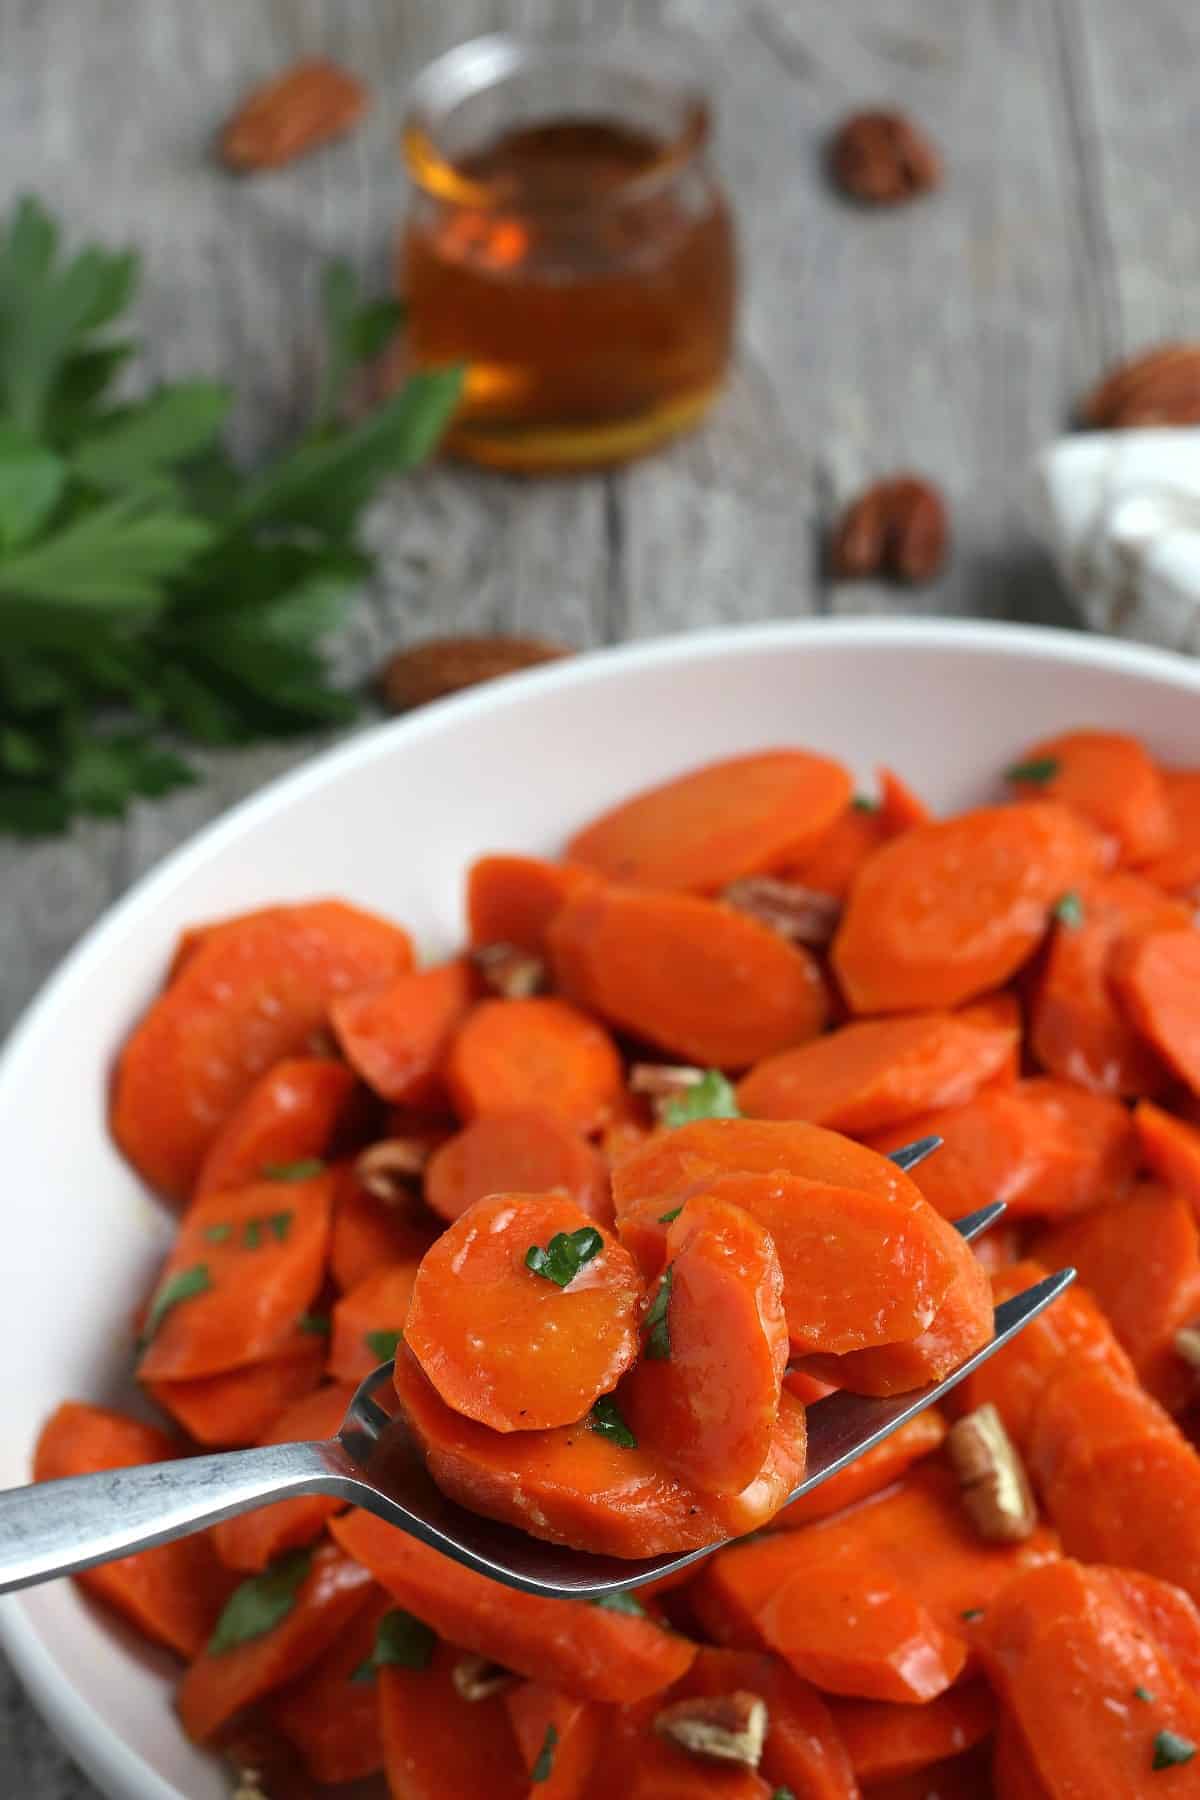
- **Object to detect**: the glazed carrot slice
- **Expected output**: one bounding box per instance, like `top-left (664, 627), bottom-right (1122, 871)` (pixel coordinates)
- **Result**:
top-left (801, 1249), bottom-right (992, 1396)
top-left (391, 1341), bottom-right (807, 1556)
top-left (506, 1684), bottom-right (605, 1800)
top-left (327, 1261), bottom-right (420, 1384)
top-left (1136, 1099), bottom-right (1200, 1220)
top-left (1114, 927), bottom-right (1200, 1096)
top-left (405, 1192), bottom-right (642, 1431)
top-left (773, 1411), bottom-right (947, 1529)
top-left (137, 1171), bottom-right (334, 1381)
top-left (566, 749), bottom-right (852, 895)
top-left (736, 1008), bottom-right (1017, 1133)
top-left (331, 957), bottom-right (477, 1105)
top-left (269, 1588), bottom-right (389, 1784)
top-left (1006, 728), bottom-right (1173, 864)
top-left (1109, 1566), bottom-right (1200, 1689)
top-left (878, 765), bottom-right (932, 833)
top-left (829, 1681), bottom-right (995, 1785)
top-left (212, 1383), bottom-right (353, 1571)
top-left (329, 1162), bottom-right (437, 1293)
top-left (992, 1722), bottom-right (1055, 1800)
top-left (330, 1509), bottom-right (697, 1701)
top-left (623, 1195), bottom-right (788, 1495)
top-left (193, 1058), bottom-right (361, 1202)
top-left (669, 1646), bottom-right (859, 1799)
top-left (626, 1738), bottom-right (773, 1800)
top-left (378, 1641), bottom-right (528, 1800)
top-left (779, 798), bottom-right (889, 900)
top-left (1038, 1183), bottom-right (1200, 1412)
top-left (425, 1108), bottom-right (611, 1226)
top-left (113, 901), bottom-right (413, 1198)
top-left (831, 803), bottom-right (1105, 1013)
top-left (976, 1559), bottom-right (1200, 1798)
top-left (865, 1747), bottom-right (995, 1800)
top-left (33, 1402), bottom-right (234, 1657)
top-left (445, 995), bottom-right (623, 1132)
top-left (1029, 872), bottom-right (1187, 1097)
top-left (551, 883), bottom-right (828, 1069)
top-left (467, 853), bottom-right (598, 954)
top-left (1140, 767), bottom-right (1200, 896)
top-left (177, 1543), bottom-right (375, 1741)
top-left (960, 988), bottom-right (1023, 1082)
top-left (146, 1331), bottom-right (326, 1447)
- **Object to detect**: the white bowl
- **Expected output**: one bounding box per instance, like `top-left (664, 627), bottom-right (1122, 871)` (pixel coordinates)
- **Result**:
top-left (5, 617), bottom-right (1200, 1800)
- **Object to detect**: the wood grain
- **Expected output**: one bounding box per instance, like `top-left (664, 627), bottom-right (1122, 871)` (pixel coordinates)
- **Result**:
top-left (5, 1), bottom-right (1200, 1791)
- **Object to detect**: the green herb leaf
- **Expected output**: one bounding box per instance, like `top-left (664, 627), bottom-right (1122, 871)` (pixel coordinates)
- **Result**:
top-left (851, 793), bottom-right (879, 812)
top-left (298, 1312), bottom-right (331, 1336)
top-left (0, 497), bottom-right (212, 622)
top-left (587, 1589), bottom-right (648, 1617)
top-left (72, 382), bottom-right (231, 493)
top-left (368, 1608), bottom-right (436, 1674)
top-left (262, 1158), bottom-right (325, 1182)
top-left (365, 1328), bottom-right (404, 1363)
top-left (1135, 1686), bottom-right (1156, 1703)
top-left (268, 1211), bottom-right (293, 1243)
top-left (589, 1395), bottom-right (637, 1449)
top-left (771, 1790), bottom-right (797, 1800)
top-left (139, 1264), bottom-right (212, 1350)
top-left (314, 260), bottom-right (407, 431)
top-left (242, 1218), bottom-right (263, 1250)
top-left (1053, 890), bottom-right (1084, 928)
top-left (644, 1266), bottom-right (674, 1361)
top-left (0, 428), bottom-right (65, 548)
top-left (1006, 757), bottom-right (1060, 785)
top-left (661, 1071), bottom-right (739, 1129)
top-left (960, 1608), bottom-right (984, 1622)
top-left (203, 1223), bottom-right (232, 1245)
top-left (525, 1226), bottom-right (604, 1289)
top-left (531, 1724), bottom-right (558, 1784)
top-left (1153, 1730), bottom-right (1196, 1770)
top-left (658, 1205), bottom-right (683, 1224)
top-left (208, 1550), bottom-right (312, 1655)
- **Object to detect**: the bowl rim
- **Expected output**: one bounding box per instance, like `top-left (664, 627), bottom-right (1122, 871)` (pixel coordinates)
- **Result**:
top-left (5, 613), bottom-right (1200, 1798)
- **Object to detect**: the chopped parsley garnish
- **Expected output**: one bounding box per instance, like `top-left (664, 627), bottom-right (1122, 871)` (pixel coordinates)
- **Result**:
top-left (1053, 890), bottom-right (1084, 928)
top-left (644, 1266), bottom-right (674, 1361)
top-left (960, 1608), bottom-right (985, 1622)
top-left (365, 1328), bottom-right (404, 1363)
top-left (525, 1226), bottom-right (603, 1288)
top-left (661, 1070), bottom-right (739, 1129)
top-left (351, 1607), bottom-right (436, 1681)
top-left (851, 794), bottom-right (879, 812)
top-left (771, 1790), bottom-right (797, 1800)
top-left (298, 1311), bottom-right (331, 1335)
top-left (138, 1264), bottom-right (212, 1350)
top-left (1153, 1729), bottom-right (1196, 1770)
top-left (1135, 1686), bottom-right (1156, 1703)
top-left (267, 1210), bottom-right (292, 1242)
top-left (588, 1590), bottom-right (648, 1617)
top-left (203, 1223), bottom-right (231, 1244)
top-left (531, 1724), bottom-right (558, 1783)
top-left (242, 1218), bottom-right (262, 1249)
top-left (589, 1395), bottom-right (637, 1449)
top-left (1005, 756), bottom-right (1060, 785)
top-left (658, 1205), bottom-right (684, 1224)
top-left (208, 1550), bottom-right (311, 1654)
top-left (262, 1158), bottom-right (325, 1182)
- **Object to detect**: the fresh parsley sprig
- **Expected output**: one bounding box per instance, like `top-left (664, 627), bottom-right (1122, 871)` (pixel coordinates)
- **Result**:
top-left (525, 1226), bottom-right (603, 1288)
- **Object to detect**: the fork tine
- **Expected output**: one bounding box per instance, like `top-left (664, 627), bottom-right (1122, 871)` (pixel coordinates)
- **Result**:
top-left (953, 1200), bottom-right (1007, 1242)
top-left (888, 1135), bottom-right (943, 1172)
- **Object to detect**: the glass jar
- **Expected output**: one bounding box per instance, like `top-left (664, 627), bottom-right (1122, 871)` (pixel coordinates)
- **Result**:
top-left (399, 32), bottom-right (737, 472)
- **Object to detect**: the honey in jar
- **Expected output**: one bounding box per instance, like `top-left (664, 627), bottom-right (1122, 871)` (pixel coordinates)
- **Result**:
top-left (399, 35), bottom-right (737, 472)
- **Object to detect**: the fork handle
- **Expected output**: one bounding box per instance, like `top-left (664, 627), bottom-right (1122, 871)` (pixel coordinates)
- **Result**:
top-left (0, 1439), bottom-right (356, 1595)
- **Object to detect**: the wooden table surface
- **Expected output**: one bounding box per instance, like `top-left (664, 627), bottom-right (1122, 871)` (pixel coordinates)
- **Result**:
top-left (4, 0), bottom-right (1200, 1791)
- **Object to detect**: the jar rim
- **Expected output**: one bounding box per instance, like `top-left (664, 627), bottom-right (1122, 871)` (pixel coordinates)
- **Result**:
top-left (401, 30), bottom-right (711, 210)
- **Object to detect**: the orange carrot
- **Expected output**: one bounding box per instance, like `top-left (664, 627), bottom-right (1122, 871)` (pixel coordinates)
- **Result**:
top-left (330, 1509), bottom-right (697, 1701)
top-left (193, 1057), bottom-right (361, 1202)
top-left (831, 803), bottom-right (1105, 1013)
top-left (801, 1250), bottom-right (992, 1398)
top-left (425, 1108), bottom-right (611, 1226)
top-left (829, 1681), bottom-right (995, 1785)
top-left (992, 1722), bottom-right (1055, 1800)
top-left (445, 995), bottom-right (623, 1132)
top-left (960, 987), bottom-right (1023, 1082)
top-left (378, 1642), bottom-right (528, 1800)
top-left (736, 1007), bottom-right (1017, 1133)
top-left (329, 1162), bottom-right (437, 1293)
top-left (780, 799), bottom-right (889, 900)
top-left (1006, 728), bottom-right (1174, 864)
top-left (625, 1738), bottom-right (774, 1800)
top-left (146, 1331), bottom-right (326, 1447)
top-left (331, 957), bottom-right (477, 1105)
top-left (864, 1747), bottom-right (996, 1800)
top-left (1140, 767), bottom-right (1200, 896)
top-left (551, 882), bottom-right (829, 1070)
top-left (33, 1402), bottom-right (234, 1657)
top-left (137, 1170), bottom-right (334, 1382)
top-left (213, 1384), bottom-right (353, 1571)
top-left (328, 1261), bottom-right (420, 1384)
top-left (1115, 927), bottom-right (1200, 1097)
top-left (405, 1192), bottom-right (642, 1432)
top-left (1136, 1099), bottom-right (1200, 1221)
top-left (269, 1589), bottom-right (389, 1784)
top-left (505, 1684), bottom-right (605, 1799)
top-left (467, 853), bottom-right (598, 954)
top-left (1109, 1566), bottom-right (1200, 1689)
top-left (113, 901), bottom-right (413, 1198)
top-left (566, 749), bottom-right (852, 895)
top-left (878, 765), bottom-right (932, 833)
top-left (669, 1645), bottom-right (860, 1798)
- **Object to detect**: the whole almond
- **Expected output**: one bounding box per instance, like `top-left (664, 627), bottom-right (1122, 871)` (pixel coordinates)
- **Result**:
top-left (829, 109), bottom-right (941, 205)
top-left (832, 476), bottom-right (949, 585)
top-left (1081, 343), bottom-right (1200, 429)
top-left (377, 635), bottom-right (572, 713)
top-left (220, 59), bottom-right (369, 172)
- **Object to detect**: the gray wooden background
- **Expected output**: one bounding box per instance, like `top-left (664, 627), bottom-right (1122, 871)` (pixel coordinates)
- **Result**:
top-left (3, 0), bottom-right (1199, 1791)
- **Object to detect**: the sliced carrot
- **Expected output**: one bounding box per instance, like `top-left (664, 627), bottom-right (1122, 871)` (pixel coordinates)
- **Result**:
top-left (1137, 1099), bottom-right (1200, 1221)
top-left (405, 1192), bottom-right (642, 1432)
top-left (331, 957), bottom-right (477, 1106)
top-left (329, 1162), bottom-right (437, 1293)
top-left (33, 1402), bottom-right (234, 1658)
top-left (624, 1196), bottom-right (787, 1495)
top-left (445, 995), bottom-right (623, 1132)
top-left (626, 1738), bottom-right (773, 1800)
top-left (328, 1261), bottom-right (420, 1384)
top-left (599, 1085), bottom-right (656, 1170)
top-left (467, 853), bottom-right (598, 954)
top-left (269, 1587), bottom-right (389, 1784)
top-left (552, 882), bottom-right (828, 1070)
top-left (137, 1171), bottom-right (334, 1381)
top-left (391, 1342), bottom-right (807, 1556)
top-left (1109, 1566), bottom-right (1200, 1689)
top-left (1114, 927), bottom-right (1200, 1097)
top-left (779, 799), bottom-right (889, 900)
top-left (865, 1747), bottom-right (995, 1800)
top-left (566, 749), bottom-right (852, 895)
top-left (829, 1681), bottom-right (995, 1785)
top-left (800, 1251), bottom-right (992, 1397)
top-left (736, 1007), bottom-right (1017, 1133)
top-left (1006, 728), bottom-right (1173, 864)
top-left (505, 1684), bottom-right (606, 1799)
top-left (212, 1383), bottom-right (353, 1571)
top-left (669, 1645), bottom-right (860, 1799)
top-left (960, 987), bottom-right (1023, 1082)
top-left (146, 1331), bottom-right (326, 1447)
top-left (379, 1640), bottom-right (529, 1800)
top-left (1038, 1183), bottom-right (1200, 1412)
top-left (774, 1412), bottom-right (947, 1531)
top-left (177, 1543), bottom-right (375, 1741)
top-left (193, 1058), bottom-right (361, 1202)
top-left (878, 765), bottom-right (932, 833)
top-left (330, 1509), bottom-right (697, 1701)
top-left (1140, 767), bottom-right (1200, 895)
top-left (831, 802), bottom-right (1105, 1013)
top-left (992, 1722), bottom-right (1055, 1800)
top-left (113, 901), bottom-right (413, 1198)
top-left (425, 1108), bottom-right (611, 1226)
top-left (1029, 872), bottom-right (1187, 1097)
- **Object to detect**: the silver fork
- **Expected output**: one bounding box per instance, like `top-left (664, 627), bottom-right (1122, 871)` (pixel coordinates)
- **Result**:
top-left (0, 1145), bottom-right (1073, 1602)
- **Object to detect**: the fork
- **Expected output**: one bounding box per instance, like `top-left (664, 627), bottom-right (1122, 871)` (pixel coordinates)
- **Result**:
top-left (0, 1143), bottom-right (1073, 1602)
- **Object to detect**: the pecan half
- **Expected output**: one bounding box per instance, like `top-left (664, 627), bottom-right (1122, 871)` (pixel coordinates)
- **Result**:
top-left (1080, 343), bottom-right (1200, 429)
top-left (654, 1691), bottom-right (768, 1767)
top-left (378, 635), bottom-right (572, 714)
top-left (831, 476), bottom-right (949, 585)
top-left (472, 941), bottom-right (547, 999)
top-left (220, 59), bottom-right (368, 172)
top-left (829, 109), bottom-right (941, 204)
top-left (1175, 1323), bottom-right (1200, 1370)
top-left (722, 876), bottom-right (842, 948)
top-left (354, 1138), bottom-right (432, 1204)
top-left (947, 1403), bottom-right (1037, 1542)
top-left (451, 1654), bottom-right (516, 1702)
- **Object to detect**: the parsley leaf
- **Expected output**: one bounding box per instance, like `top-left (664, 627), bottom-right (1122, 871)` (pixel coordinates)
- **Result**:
top-left (138, 1264), bottom-right (211, 1350)
top-left (1153, 1730), bottom-right (1196, 1770)
top-left (589, 1395), bottom-right (637, 1449)
top-left (588, 1590), bottom-right (648, 1617)
top-left (1053, 890), bottom-right (1084, 928)
top-left (525, 1226), bottom-right (604, 1288)
top-left (365, 1328), bottom-right (404, 1363)
top-left (1005, 756), bottom-right (1060, 785)
top-left (851, 793), bottom-right (879, 812)
top-left (262, 1158), bottom-right (325, 1182)
top-left (267, 1211), bottom-right (292, 1243)
top-left (351, 1608), bottom-right (436, 1681)
top-left (298, 1312), bottom-right (331, 1336)
top-left (658, 1205), bottom-right (683, 1224)
top-left (531, 1724), bottom-right (558, 1784)
top-left (203, 1223), bottom-right (231, 1244)
top-left (771, 1790), bottom-right (797, 1800)
top-left (644, 1266), bottom-right (674, 1361)
top-left (661, 1071), bottom-right (739, 1129)
top-left (208, 1550), bottom-right (311, 1655)
top-left (1135, 1686), bottom-right (1156, 1703)
top-left (960, 1608), bottom-right (984, 1623)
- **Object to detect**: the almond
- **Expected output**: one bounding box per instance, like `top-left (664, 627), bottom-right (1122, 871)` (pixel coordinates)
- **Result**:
top-left (829, 109), bottom-right (941, 205)
top-left (1081, 343), bottom-right (1200, 429)
top-left (377, 635), bottom-right (572, 713)
top-left (831, 476), bottom-right (949, 585)
top-left (220, 59), bottom-right (369, 172)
